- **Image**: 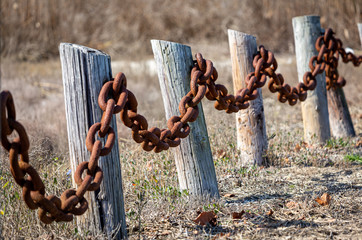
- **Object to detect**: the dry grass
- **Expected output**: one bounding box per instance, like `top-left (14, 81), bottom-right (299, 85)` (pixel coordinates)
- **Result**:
top-left (1, 43), bottom-right (362, 239)
top-left (1, 0), bottom-right (361, 60)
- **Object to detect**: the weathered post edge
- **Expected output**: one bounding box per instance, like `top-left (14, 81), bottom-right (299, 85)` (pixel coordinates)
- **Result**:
top-left (59, 43), bottom-right (127, 239)
top-left (358, 23), bottom-right (362, 46)
top-left (151, 40), bottom-right (220, 198)
top-left (292, 15), bottom-right (331, 144)
top-left (228, 29), bottom-right (268, 166)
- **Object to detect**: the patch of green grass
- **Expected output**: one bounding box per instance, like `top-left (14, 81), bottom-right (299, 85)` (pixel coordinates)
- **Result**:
top-left (326, 138), bottom-right (350, 149)
top-left (344, 154), bottom-right (362, 164)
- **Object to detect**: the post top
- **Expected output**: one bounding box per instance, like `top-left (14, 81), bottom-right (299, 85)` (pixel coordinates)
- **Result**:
top-left (292, 15), bottom-right (320, 22)
top-left (228, 29), bottom-right (256, 40)
top-left (151, 39), bottom-right (190, 49)
top-left (59, 43), bottom-right (108, 56)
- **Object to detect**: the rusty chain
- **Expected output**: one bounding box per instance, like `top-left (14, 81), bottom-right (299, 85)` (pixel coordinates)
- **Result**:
top-left (1, 28), bottom-right (361, 224)
top-left (315, 28), bottom-right (362, 89)
top-left (0, 81), bottom-right (120, 223)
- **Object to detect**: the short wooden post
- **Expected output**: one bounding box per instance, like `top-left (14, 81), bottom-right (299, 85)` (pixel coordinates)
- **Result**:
top-left (228, 30), bottom-right (268, 166)
top-left (60, 43), bottom-right (127, 239)
top-left (358, 23), bottom-right (362, 46)
top-left (292, 16), bottom-right (330, 143)
top-left (151, 40), bottom-right (219, 198)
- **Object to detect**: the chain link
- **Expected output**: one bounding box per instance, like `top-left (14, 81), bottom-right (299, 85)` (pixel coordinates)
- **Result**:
top-left (315, 28), bottom-right (362, 90)
top-left (1, 28), bottom-right (361, 224)
top-left (0, 75), bottom-right (120, 223)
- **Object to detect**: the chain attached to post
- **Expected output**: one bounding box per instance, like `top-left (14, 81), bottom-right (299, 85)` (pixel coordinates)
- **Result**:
top-left (315, 29), bottom-right (362, 90)
top-left (0, 81), bottom-right (121, 223)
top-left (1, 28), bottom-right (361, 224)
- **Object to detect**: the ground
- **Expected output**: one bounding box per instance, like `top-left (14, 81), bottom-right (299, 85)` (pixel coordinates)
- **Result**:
top-left (0, 47), bottom-right (361, 239)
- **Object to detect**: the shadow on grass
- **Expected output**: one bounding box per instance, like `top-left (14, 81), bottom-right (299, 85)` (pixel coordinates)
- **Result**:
top-left (225, 193), bottom-right (292, 204)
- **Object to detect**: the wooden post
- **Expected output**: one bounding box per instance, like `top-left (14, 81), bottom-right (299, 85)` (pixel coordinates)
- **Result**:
top-left (327, 87), bottom-right (355, 138)
top-left (325, 24), bottom-right (357, 138)
top-left (358, 23), bottom-right (362, 46)
top-left (151, 40), bottom-right (219, 198)
top-left (60, 43), bottom-right (127, 239)
top-left (228, 30), bottom-right (268, 166)
top-left (292, 16), bottom-right (330, 143)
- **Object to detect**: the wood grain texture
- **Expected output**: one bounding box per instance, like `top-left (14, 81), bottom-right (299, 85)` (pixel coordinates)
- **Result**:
top-left (292, 16), bottom-right (330, 143)
top-left (151, 40), bottom-right (219, 198)
top-left (228, 30), bottom-right (268, 166)
top-left (358, 23), bottom-right (362, 46)
top-left (327, 87), bottom-right (355, 138)
top-left (59, 43), bottom-right (126, 239)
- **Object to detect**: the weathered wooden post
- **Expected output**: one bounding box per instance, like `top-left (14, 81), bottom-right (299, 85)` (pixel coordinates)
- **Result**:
top-left (292, 16), bottom-right (330, 143)
top-left (228, 30), bottom-right (268, 166)
top-left (60, 43), bottom-right (127, 239)
top-left (358, 23), bottom-right (362, 46)
top-left (151, 40), bottom-right (219, 198)
top-left (326, 83), bottom-right (355, 138)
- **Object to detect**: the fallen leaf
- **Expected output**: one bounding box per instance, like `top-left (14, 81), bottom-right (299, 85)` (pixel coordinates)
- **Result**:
top-left (224, 193), bottom-right (236, 198)
top-left (356, 140), bottom-right (362, 147)
top-left (193, 211), bottom-right (217, 226)
top-left (315, 193), bottom-right (331, 206)
top-left (232, 210), bottom-right (245, 219)
top-left (286, 201), bottom-right (299, 209)
top-left (283, 158), bottom-right (290, 165)
top-left (295, 144), bottom-right (301, 152)
top-left (266, 209), bottom-right (274, 216)
top-left (217, 149), bottom-right (226, 158)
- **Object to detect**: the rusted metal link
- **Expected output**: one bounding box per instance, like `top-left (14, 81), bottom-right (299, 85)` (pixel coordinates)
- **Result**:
top-left (1, 78), bottom-right (120, 223)
top-left (2, 28), bottom-right (361, 224)
top-left (316, 28), bottom-right (361, 90)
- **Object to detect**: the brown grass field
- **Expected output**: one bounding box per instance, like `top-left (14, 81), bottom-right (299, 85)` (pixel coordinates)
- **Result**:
top-left (1, 0), bottom-right (362, 239)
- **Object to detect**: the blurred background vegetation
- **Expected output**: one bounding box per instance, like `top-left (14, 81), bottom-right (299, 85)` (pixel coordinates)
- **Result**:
top-left (1, 0), bottom-right (361, 61)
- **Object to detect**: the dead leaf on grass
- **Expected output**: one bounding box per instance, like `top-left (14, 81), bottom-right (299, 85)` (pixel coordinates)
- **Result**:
top-left (193, 211), bottom-right (217, 226)
top-left (315, 193), bottom-right (331, 206)
top-left (224, 193), bottom-right (236, 198)
top-left (217, 149), bottom-right (227, 158)
top-left (295, 143), bottom-right (301, 152)
top-left (232, 210), bottom-right (245, 219)
top-left (286, 201), bottom-right (299, 209)
top-left (266, 209), bottom-right (274, 216)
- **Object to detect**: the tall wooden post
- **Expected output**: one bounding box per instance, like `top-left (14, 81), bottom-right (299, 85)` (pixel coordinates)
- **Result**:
top-left (151, 40), bottom-right (219, 198)
top-left (292, 16), bottom-right (330, 143)
top-left (228, 30), bottom-right (268, 166)
top-left (358, 23), bottom-right (362, 46)
top-left (60, 43), bottom-right (127, 239)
